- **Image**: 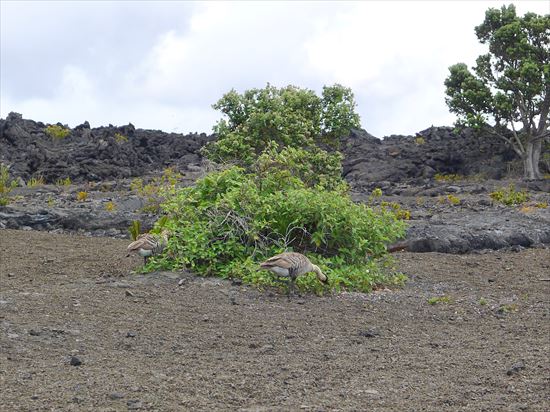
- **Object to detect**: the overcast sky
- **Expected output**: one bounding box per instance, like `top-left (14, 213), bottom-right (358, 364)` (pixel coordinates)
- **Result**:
top-left (1, 1), bottom-right (548, 138)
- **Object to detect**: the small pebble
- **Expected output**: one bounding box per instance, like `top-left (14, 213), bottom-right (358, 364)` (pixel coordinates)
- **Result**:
top-left (70, 356), bottom-right (82, 366)
top-left (109, 392), bottom-right (125, 400)
top-left (127, 399), bottom-right (142, 410)
top-left (359, 329), bottom-right (380, 338)
top-left (507, 360), bottom-right (525, 376)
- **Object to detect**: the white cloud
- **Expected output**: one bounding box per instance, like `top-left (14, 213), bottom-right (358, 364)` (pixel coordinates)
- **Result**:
top-left (1, 1), bottom-right (548, 137)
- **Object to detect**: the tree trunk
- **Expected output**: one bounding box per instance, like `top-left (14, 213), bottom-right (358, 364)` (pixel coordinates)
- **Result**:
top-left (524, 139), bottom-right (542, 180)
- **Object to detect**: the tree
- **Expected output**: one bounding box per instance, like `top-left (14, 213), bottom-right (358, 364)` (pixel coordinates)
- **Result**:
top-left (202, 83), bottom-right (361, 166)
top-left (444, 4), bottom-right (549, 179)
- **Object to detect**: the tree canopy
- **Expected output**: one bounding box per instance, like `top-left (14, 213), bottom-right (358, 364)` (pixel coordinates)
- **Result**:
top-left (203, 83), bottom-right (361, 166)
top-left (444, 4), bottom-right (549, 179)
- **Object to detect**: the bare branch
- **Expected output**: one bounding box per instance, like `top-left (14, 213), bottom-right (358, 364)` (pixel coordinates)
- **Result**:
top-left (483, 126), bottom-right (524, 157)
top-left (515, 91), bottom-right (531, 132)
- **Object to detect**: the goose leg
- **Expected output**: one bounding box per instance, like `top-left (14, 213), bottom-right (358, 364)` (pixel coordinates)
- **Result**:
top-left (288, 278), bottom-right (295, 300)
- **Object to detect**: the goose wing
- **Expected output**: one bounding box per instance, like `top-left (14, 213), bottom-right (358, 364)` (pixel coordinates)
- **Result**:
top-left (260, 252), bottom-right (308, 269)
top-left (259, 253), bottom-right (292, 268)
top-left (127, 234), bottom-right (156, 252)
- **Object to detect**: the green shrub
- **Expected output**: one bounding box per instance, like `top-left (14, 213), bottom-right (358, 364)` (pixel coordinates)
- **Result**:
top-left (202, 83), bottom-right (360, 166)
top-left (105, 201), bottom-right (116, 212)
top-left (490, 184), bottom-right (530, 206)
top-left (55, 177), bottom-right (72, 186)
top-left (415, 136), bottom-right (426, 145)
top-left (130, 167), bottom-right (183, 212)
top-left (428, 295), bottom-right (452, 305)
top-left (129, 220), bottom-right (141, 241)
top-left (27, 175), bottom-right (45, 187)
top-left (438, 194), bottom-right (461, 206)
top-left (0, 164), bottom-right (17, 206)
top-left (151, 166), bottom-right (407, 293)
top-left (253, 142), bottom-right (345, 192)
top-left (114, 132), bottom-right (128, 143)
top-left (145, 83), bottom-right (407, 295)
top-left (45, 124), bottom-right (70, 140)
top-left (434, 173), bottom-right (462, 183)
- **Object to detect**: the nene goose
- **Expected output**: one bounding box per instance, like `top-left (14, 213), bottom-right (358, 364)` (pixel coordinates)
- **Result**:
top-left (127, 230), bottom-right (169, 264)
top-left (260, 252), bottom-right (328, 297)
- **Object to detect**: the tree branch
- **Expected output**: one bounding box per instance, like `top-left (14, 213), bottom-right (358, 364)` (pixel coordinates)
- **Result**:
top-left (484, 126), bottom-right (524, 157)
top-left (509, 122), bottom-right (526, 153)
top-left (515, 91), bottom-right (532, 132)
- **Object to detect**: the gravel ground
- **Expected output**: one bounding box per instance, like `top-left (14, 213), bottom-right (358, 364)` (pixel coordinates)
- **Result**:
top-left (1, 229), bottom-right (549, 411)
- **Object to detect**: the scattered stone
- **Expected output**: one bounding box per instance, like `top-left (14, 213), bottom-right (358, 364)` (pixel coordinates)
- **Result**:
top-left (359, 329), bottom-right (380, 338)
top-left (125, 290), bottom-right (135, 297)
top-left (127, 399), bottom-right (143, 410)
top-left (507, 361), bottom-right (526, 376)
top-left (69, 356), bottom-right (82, 366)
top-left (28, 329), bottom-right (41, 336)
top-left (109, 392), bottom-right (125, 400)
top-left (126, 331), bottom-right (137, 338)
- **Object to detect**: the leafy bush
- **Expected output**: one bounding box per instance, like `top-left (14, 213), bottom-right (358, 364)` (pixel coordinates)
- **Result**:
top-left (202, 83), bottom-right (360, 166)
top-left (76, 191), bottom-right (88, 201)
top-left (130, 167), bottom-right (183, 212)
top-left (151, 166), bottom-right (407, 293)
top-left (380, 201), bottom-right (411, 220)
top-left (253, 142), bottom-right (345, 192)
top-left (45, 124), bottom-right (70, 140)
top-left (490, 184), bottom-right (530, 206)
top-left (144, 84), bottom-right (407, 294)
top-left (0, 164), bottom-right (17, 206)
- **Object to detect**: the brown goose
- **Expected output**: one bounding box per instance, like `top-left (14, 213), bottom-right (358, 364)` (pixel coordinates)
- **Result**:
top-left (260, 252), bottom-right (328, 296)
top-left (127, 230), bottom-right (169, 264)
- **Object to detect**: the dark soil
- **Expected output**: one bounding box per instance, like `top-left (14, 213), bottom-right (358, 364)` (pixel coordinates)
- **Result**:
top-left (1, 229), bottom-right (549, 411)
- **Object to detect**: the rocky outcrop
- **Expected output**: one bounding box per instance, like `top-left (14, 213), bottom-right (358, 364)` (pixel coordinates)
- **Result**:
top-left (340, 127), bottom-right (518, 190)
top-left (403, 208), bottom-right (550, 253)
top-left (0, 112), bottom-right (214, 183)
top-left (1, 112), bottom-right (533, 187)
